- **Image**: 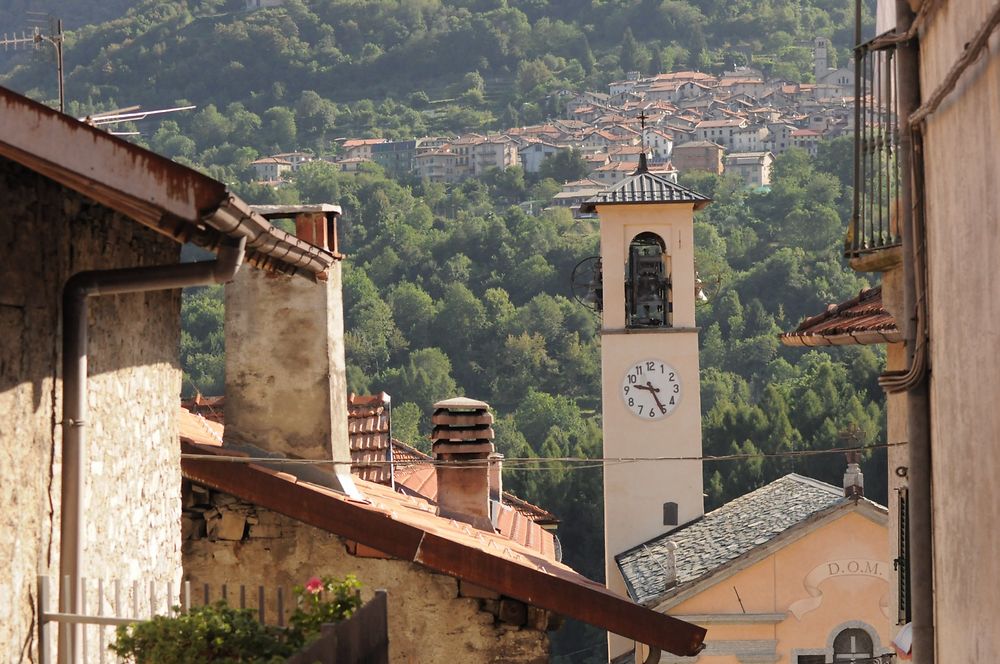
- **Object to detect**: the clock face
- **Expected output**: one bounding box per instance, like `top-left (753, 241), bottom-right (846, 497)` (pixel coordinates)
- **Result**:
top-left (621, 359), bottom-right (682, 420)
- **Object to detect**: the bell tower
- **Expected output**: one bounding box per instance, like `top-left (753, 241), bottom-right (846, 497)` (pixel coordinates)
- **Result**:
top-left (580, 157), bottom-right (711, 659)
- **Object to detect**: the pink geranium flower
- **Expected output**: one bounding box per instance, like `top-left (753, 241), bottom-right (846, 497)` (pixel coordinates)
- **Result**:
top-left (305, 576), bottom-right (323, 594)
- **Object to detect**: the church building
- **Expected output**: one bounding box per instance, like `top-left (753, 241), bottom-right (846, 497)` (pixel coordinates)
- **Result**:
top-left (582, 159), bottom-right (893, 663)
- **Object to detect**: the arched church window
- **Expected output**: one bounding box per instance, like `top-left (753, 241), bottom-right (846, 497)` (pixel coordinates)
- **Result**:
top-left (833, 628), bottom-right (874, 662)
top-left (626, 232), bottom-right (672, 328)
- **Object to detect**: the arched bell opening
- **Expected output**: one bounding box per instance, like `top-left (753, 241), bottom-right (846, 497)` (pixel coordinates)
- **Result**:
top-left (626, 231), bottom-right (672, 328)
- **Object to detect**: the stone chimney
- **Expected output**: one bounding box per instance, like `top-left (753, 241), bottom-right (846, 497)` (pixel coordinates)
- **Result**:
top-left (432, 397), bottom-right (495, 530)
top-left (224, 205), bottom-right (358, 497)
top-left (844, 450), bottom-right (864, 499)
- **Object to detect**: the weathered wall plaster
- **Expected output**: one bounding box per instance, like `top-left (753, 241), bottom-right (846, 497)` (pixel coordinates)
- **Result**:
top-left (0, 157), bottom-right (183, 662)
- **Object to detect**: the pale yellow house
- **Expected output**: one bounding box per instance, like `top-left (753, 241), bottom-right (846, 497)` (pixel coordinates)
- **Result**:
top-left (616, 474), bottom-right (893, 664)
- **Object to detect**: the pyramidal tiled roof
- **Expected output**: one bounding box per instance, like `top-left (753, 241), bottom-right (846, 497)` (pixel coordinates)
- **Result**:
top-left (580, 157), bottom-right (710, 213)
top-left (616, 474), bottom-right (860, 606)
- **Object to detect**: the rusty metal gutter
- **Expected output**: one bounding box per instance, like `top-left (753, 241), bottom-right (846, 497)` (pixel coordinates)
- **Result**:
top-left (779, 330), bottom-right (902, 347)
top-left (59, 237), bottom-right (245, 662)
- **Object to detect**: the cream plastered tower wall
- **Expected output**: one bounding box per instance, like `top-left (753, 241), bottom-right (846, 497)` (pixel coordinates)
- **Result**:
top-left (596, 198), bottom-right (706, 659)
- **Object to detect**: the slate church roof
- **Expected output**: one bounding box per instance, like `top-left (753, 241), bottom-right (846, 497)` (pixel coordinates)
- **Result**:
top-left (579, 155), bottom-right (711, 212)
top-left (616, 474), bottom-right (882, 606)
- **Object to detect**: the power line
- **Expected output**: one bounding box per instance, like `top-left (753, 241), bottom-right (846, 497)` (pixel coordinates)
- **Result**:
top-left (180, 440), bottom-right (907, 470)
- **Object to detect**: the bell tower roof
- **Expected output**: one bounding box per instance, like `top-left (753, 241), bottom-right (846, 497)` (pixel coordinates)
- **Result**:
top-left (580, 169), bottom-right (711, 213)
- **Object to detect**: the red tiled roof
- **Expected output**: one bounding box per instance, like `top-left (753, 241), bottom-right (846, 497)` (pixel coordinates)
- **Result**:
top-left (346, 393), bottom-right (559, 551)
top-left (347, 393), bottom-right (392, 483)
top-left (180, 395), bottom-right (226, 423)
top-left (780, 286), bottom-right (901, 347)
top-left (178, 415), bottom-right (706, 655)
top-left (186, 395), bottom-right (561, 553)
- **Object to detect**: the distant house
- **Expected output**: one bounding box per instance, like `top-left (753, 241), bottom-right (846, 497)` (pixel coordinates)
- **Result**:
top-left (332, 156), bottom-right (369, 173)
top-left (724, 151), bottom-right (775, 188)
top-left (731, 123), bottom-right (769, 153)
top-left (245, 0), bottom-right (283, 9)
top-left (791, 129), bottom-right (822, 156)
top-left (518, 140), bottom-right (564, 174)
top-left (270, 151), bottom-right (313, 170)
top-left (590, 160), bottom-right (640, 185)
top-left (251, 156), bottom-right (292, 181)
top-left (671, 140), bottom-right (725, 175)
top-left (341, 137), bottom-right (387, 161)
top-left (414, 149), bottom-right (459, 183)
top-left (766, 122), bottom-right (799, 154)
top-left (644, 128), bottom-right (674, 162)
top-left (694, 118), bottom-right (749, 150)
top-left (551, 178), bottom-right (605, 217)
top-left (371, 139), bottom-right (420, 174)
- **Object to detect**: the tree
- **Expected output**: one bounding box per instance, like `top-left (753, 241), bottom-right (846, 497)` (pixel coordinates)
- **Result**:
top-left (261, 106), bottom-right (297, 152)
top-left (619, 27), bottom-right (643, 73)
top-left (537, 148), bottom-right (588, 183)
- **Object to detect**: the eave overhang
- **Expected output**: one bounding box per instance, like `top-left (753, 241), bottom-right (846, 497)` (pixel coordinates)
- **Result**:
top-left (0, 86), bottom-right (335, 278)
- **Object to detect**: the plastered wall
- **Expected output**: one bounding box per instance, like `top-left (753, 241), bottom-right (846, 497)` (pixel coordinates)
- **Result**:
top-left (0, 157), bottom-right (183, 662)
top-left (918, 1), bottom-right (1000, 658)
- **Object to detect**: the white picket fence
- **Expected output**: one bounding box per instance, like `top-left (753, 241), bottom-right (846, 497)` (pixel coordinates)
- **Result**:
top-left (37, 575), bottom-right (293, 664)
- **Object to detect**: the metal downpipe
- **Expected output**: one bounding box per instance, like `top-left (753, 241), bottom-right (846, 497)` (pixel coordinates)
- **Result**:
top-left (58, 236), bottom-right (245, 662)
top-left (894, 1), bottom-right (934, 661)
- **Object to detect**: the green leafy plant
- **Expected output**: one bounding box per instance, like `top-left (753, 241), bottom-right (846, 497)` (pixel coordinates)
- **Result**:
top-left (287, 574), bottom-right (362, 647)
top-left (111, 575), bottom-right (362, 662)
top-left (109, 601), bottom-right (293, 664)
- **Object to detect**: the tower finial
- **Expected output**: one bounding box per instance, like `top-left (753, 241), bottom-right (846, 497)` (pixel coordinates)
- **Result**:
top-left (637, 109), bottom-right (649, 173)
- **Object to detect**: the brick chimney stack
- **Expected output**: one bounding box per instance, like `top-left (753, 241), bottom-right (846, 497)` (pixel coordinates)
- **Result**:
top-left (844, 450), bottom-right (864, 499)
top-left (224, 205), bottom-right (358, 498)
top-left (432, 397), bottom-right (495, 530)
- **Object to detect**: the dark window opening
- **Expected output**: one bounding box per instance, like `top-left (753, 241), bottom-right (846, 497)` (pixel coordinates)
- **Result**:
top-left (626, 232), bottom-right (672, 328)
top-left (663, 501), bottom-right (678, 526)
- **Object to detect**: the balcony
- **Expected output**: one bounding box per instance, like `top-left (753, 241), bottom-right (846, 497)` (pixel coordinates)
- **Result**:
top-left (846, 33), bottom-right (903, 271)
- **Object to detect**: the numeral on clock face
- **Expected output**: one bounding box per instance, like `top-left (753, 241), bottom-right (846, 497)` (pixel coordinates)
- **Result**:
top-left (620, 359), bottom-right (681, 420)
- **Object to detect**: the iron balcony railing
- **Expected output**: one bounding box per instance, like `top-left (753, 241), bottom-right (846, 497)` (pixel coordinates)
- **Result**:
top-left (847, 33), bottom-right (903, 258)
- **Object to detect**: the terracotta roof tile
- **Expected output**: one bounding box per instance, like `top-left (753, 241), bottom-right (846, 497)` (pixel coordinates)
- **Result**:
top-left (780, 286), bottom-right (900, 347)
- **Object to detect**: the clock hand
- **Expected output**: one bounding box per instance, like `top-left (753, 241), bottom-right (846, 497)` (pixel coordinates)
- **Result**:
top-left (644, 381), bottom-right (667, 413)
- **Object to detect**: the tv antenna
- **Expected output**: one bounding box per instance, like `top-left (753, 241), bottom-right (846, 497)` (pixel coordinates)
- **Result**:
top-left (82, 105), bottom-right (198, 136)
top-left (1, 14), bottom-right (64, 112)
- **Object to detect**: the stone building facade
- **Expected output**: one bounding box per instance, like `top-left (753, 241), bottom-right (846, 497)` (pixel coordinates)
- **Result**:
top-left (0, 156), bottom-right (183, 661)
top-left (182, 484), bottom-right (551, 664)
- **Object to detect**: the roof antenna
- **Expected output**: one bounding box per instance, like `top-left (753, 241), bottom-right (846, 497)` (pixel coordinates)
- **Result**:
top-left (636, 110), bottom-right (649, 173)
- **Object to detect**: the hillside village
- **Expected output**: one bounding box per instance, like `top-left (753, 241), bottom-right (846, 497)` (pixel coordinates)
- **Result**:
top-left (252, 38), bottom-right (852, 209)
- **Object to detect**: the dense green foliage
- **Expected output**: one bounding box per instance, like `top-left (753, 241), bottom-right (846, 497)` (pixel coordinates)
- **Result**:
top-left (111, 601), bottom-right (293, 663)
top-left (111, 575), bottom-right (361, 663)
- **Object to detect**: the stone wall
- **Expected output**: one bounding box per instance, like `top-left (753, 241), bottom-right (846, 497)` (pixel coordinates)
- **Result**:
top-left (182, 483), bottom-right (552, 664)
top-left (0, 157), bottom-right (183, 662)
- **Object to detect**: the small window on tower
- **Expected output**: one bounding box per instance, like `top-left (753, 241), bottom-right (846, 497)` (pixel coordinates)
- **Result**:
top-left (663, 502), bottom-right (678, 526)
top-left (626, 232), bottom-right (672, 328)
